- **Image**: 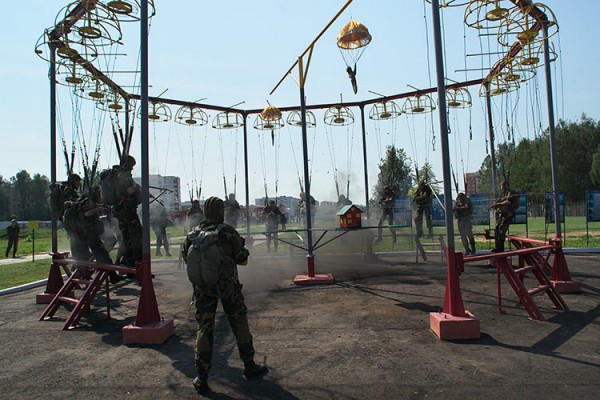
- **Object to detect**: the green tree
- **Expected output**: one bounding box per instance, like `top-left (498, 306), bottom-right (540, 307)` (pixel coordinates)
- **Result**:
top-left (477, 115), bottom-right (600, 201)
top-left (11, 170), bottom-right (51, 220)
top-left (591, 144), bottom-right (600, 187)
top-left (0, 176), bottom-right (10, 220)
top-left (371, 145), bottom-right (414, 205)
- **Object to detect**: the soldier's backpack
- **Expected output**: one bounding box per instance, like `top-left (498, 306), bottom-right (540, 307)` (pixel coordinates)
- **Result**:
top-left (99, 166), bottom-right (120, 205)
top-left (185, 225), bottom-right (234, 291)
top-left (62, 198), bottom-right (85, 234)
top-left (510, 193), bottom-right (521, 212)
top-left (49, 182), bottom-right (66, 213)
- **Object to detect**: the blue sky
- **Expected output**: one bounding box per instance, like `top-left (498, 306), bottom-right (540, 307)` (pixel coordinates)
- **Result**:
top-left (2, 0), bottom-right (599, 206)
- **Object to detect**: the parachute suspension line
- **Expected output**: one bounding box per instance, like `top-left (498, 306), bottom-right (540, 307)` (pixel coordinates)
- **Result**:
top-left (186, 124), bottom-right (198, 198)
top-left (405, 113), bottom-right (419, 172)
top-left (273, 130), bottom-right (281, 200)
top-left (346, 124), bottom-right (355, 199)
top-left (256, 130), bottom-right (269, 202)
top-left (217, 131), bottom-right (228, 198)
top-left (197, 125), bottom-right (209, 200)
top-left (421, 0), bottom-right (433, 88)
top-left (233, 128), bottom-right (239, 198)
top-left (174, 121), bottom-right (192, 201)
top-left (556, 32), bottom-right (565, 121)
top-left (309, 122), bottom-right (317, 187)
top-left (55, 89), bottom-right (71, 174)
top-left (286, 125), bottom-right (305, 192)
top-left (324, 124), bottom-right (340, 199)
top-left (373, 119), bottom-right (383, 162)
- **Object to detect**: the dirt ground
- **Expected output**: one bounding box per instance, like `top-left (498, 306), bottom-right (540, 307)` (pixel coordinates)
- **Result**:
top-left (0, 243), bottom-right (599, 399)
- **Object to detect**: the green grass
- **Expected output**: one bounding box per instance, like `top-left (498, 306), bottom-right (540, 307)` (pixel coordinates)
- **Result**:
top-left (1, 217), bottom-right (599, 290)
top-left (0, 259), bottom-right (52, 290)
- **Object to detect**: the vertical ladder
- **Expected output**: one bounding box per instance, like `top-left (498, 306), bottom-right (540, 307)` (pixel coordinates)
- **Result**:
top-left (39, 269), bottom-right (110, 330)
top-left (494, 256), bottom-right (568, 321)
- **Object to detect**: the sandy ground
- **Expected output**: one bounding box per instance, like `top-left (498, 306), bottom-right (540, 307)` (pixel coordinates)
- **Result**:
top-left (0, 242), bottom-right (599, 399)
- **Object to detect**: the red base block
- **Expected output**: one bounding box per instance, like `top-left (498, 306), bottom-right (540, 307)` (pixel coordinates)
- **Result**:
top-left (122, 319), bottom-right (175, 344)
top-left (293, 273), bottom-right (334, 285)
top-left (552, 280), bottom-right (582, 293)
top-left (36, 293), bottom-right (55, 304)
top-left (430, 311), bottom-right (480, 340)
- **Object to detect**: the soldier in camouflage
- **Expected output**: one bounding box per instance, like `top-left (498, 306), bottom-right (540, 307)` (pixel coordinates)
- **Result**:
top-left (113, 155), bottom-right (142, 266)
top-left (414, 181), bottom-right (433, 239)
top-left (490, 180), bottom-right (516, 252)
top-left (224, 193), bottom-right (241, 228)
top-left (376, 185), bottom-right (397, 243)
top-left (261, 200), bottom-right (282, 253)
top-left (184, 196), bottom-right (268, 395)
top-left (453, 192), bottom-right (476, 256)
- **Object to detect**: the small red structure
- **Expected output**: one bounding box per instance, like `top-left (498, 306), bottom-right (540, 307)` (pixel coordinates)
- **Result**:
top-left (336, 204), bottom-right (363, 228)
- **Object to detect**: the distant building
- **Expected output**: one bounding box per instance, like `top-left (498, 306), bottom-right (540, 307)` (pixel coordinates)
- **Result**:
top-left (255, 195), bottom-right (300, 214)
top-left (134, 175), bottom-right (181, 212)
top-left (465, 172), bottom-right (478, 196)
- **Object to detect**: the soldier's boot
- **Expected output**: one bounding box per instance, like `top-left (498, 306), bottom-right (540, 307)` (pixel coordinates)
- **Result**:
top-left (193, 372), bottom-right (209, 395)
top-left (244, 360), bottom-right (269, 380)
top-left (164, 244), bottom-right (172, 257)
top-left (156, 249), bottom-right (162, 256)
top-left (470, 240), bottom-right (476, 255)
top-left (426, 229), bottom-right (434, 239)
top-left (109, 271), bottom-right (125, 284)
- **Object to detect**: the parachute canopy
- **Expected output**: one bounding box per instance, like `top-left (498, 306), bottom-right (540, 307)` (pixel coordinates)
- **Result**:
top-left (336, 19), bottom-right (372, 67)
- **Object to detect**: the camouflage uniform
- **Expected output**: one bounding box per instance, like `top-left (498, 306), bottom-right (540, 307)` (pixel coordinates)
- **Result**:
top-left (184, 210), bottom-right (260, 383)
top-left (492, 184), bottom-right (516, 252)
top-left (261, 201), bottom-right (281, 253)
top-left (414, 182), bottom-right (433, 238)
top-left (6, 221), bottom-right (20, 258)
top-left (113, 157), bottom-right (142, 266)
top-left (150, 203), bottom-right (171, 256)
top-left (453, 193), bottom-right (475, 255)
top-left (377, 186), bottom-right (397, 242)
top-left (224, 194), bottom-right (241, 228)
top-left (187, 201), bottom-right (205, 231)
top-left (79, 188), bottom-right (112, 266)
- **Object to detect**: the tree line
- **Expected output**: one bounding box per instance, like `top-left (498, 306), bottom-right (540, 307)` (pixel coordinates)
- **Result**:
top-left (0, 171), bottom-right (51, 220)
top-left (372, 115), bottom-right (600, 205)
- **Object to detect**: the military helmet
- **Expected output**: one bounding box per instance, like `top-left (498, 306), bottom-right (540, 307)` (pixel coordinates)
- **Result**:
top-left (204, 196), bottom-right (224, 223)
top-left (68, 173), bottom-right (82, 184)
top-left (120, 155), bottom-right (136, 169)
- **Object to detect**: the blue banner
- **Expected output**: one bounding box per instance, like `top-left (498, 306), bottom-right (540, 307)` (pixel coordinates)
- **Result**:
top-left (545, 192), bottom-right (565, 223)
top-left (469, 194), bottom-right (490, 225)
top-left (587, 191), bottom-right (600, 222)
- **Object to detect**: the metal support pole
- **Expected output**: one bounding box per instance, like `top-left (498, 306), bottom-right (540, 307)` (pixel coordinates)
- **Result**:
top-left (50, 45), bottom-right (58, 253)
top-left (300, 86), bottom-right (314, 259)
top-left (140, 0), bottom-right (150, 261)
top-left (431, 0), bottom-right (454, 250)
top-left (485, 83), bottom-right (498, 200)
top-left (360, 105), bottom-right (370, 219)
top-left (543, 24), bottom-right (561, 239)
top-left (243, 113), bottom-right (251, 238)
top-left (299, 58), bottom-right (314, 264)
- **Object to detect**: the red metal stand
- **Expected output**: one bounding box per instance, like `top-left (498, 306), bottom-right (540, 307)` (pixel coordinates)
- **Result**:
top-left (293, 254), bottom-right (334, 285)
top-left (549, 238), bottom-right (582, 293)
top-left (122, 254), bottom-right (174, 344)
top-left (36, 252), bottom-right (71, 304)
top-left (430, 249), bottom-right (480, 340)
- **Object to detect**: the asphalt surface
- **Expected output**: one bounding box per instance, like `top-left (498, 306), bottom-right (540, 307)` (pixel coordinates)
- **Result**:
top-left (0, 243), bottom-right (598, 399)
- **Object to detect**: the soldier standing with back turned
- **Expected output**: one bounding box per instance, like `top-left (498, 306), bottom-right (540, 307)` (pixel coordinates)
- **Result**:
top-left (183, 196), bottom-right (268, 395)
top-left (490, 180), bottom-right (516, 253)
top-left (453, 192), bottom-right (476, 256)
